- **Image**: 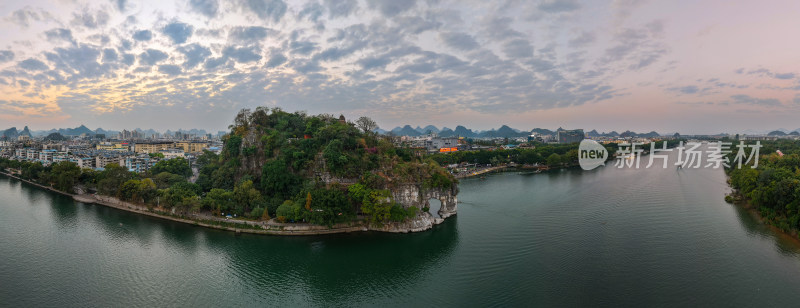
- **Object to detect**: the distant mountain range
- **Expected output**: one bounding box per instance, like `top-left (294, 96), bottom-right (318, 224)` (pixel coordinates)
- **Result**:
top-left (1, 126), bottom-right (32, 139)
top-left (380, 125), bottom-right (664, 139)
top-left (6, 123), bottom-right (798, 141)
top-left (1, 125), bottom-right (221, 140)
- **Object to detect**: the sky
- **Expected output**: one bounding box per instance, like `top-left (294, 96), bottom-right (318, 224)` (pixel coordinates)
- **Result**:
top-left (1, 0), bottom-right (799, 134)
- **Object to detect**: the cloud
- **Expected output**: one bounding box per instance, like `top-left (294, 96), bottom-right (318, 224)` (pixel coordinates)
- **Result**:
top-left (665, 85), bottom-right (715, 95)
top-left (599, 20), bottom-right (668, 70)
top-left (730, 94), bottom-right (782, 107)
top-left (394, 16), bottom-right (442, 34)
top-left (266, 54), bottom-right (287, 67)
top-left (7, 7), bottom-right (53, 28)
top-left (244, 0), bottom-right (288, 22)
top-left (189, 0), bottom-right (219, 18)
top-left (121, 54), bottom-right (135, 65)
top-left (178, 44), bottom-right (212, 68)
top-left (357, 57), bottom-right (391, 70)
top-left (298, 2), bottom-right (324, 22)
top-left (325, 0), bottom-right (358, 18)
top-left (133, 30), bottom-right (153, 41)
top-left (102, 48), bottom-right (118, 62)
top-left (439, 32), bottom-right (479, 51)
top-left (228, 26), bottom-right (271, 42)
top-left (112, 0), bottom-right (127, 11)
top-left (204, 57), bottom-right (229, 70)
top-left (44, 28), bottom-right (75, 44)
top-left (568, 31), bottom-right (595, 48)
top-left (502, 39), bottom-right (534, 58)
top-left (71, 10), bottom-right (110, 29)
top-left (0, 50), bottom-right (14, 62)
top-left (44, 44), bottom-right (110, 81)
top-left (162, 22), bottom-right (194, 44)
top-left (290, 40), bottom-right (318, 55)
top-left (139, 49), bottom-right (169, 65)
top-left (482, 16), bottom-right (523, 41)
top-left (223, 46), bottom-right (263, 63)
top-left (742, 67), bottom-right (798, 80)
top-left (19, 58), bottom-right (49, 71)
top-left (158, 64), bottom-right (182, 75)
top-left (537, 0), bottom-right (581, 13)
top-left (368, 0), bottom-right (417, 17)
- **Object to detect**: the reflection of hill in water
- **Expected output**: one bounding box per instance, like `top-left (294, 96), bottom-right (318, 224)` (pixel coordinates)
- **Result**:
top-left (213, 218), bottom-right (461, 306)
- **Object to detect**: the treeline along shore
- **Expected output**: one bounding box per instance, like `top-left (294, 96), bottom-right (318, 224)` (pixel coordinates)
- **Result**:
top-left (726, 139), bottom-right (800, 238)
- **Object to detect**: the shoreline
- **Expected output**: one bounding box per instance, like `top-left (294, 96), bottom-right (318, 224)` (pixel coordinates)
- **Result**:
top-left (0, 171), bottom-right (445, 236)
top-left (729, 195), bottom-right (800, 247)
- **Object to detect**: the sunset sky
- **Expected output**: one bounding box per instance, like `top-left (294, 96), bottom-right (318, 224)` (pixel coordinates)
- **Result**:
top-left (1, 0), bottom-right (799, 134)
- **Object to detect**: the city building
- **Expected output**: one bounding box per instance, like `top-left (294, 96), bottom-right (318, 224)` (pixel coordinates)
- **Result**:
top-left (159, 148), bottom-right (185, 159)
top-left (556, 129), bottom-right (585, 144)
top-left (134, 142), bottom-right (175, 154)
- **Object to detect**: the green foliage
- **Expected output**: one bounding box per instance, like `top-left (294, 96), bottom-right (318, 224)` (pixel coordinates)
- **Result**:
top-left (426, 143), bottom-right (597, 166)
top-left (726, 141), bottom-right (800, 233)
top-left (0, 107), bottom-right (462, 228)
top-left (48, 161), bottom-right (81, 193)
top-left (97, 164), bottom-right (136, 196)
top-left (225, 134), bottom-right (242, 157)
top-left (360, 189), bottom-right (393, 226)
top-left (233, 180), bottom-right (262, 216)
top-left (323, 139), bottom-right (349, 175)
top-left (202, 188), bottom-right (234, 213)
top-left (150, 157), bottom-right (192, 178)
top-left (119, 178), bottom-right (157, 203)
top-left (425, 168), bottom-right (454, 189)
top-left (390, 204), bottom-right (417, 222)
top-left (546, 153), bottom-right (561, 166)
top-left (261, 159), bottom-right (302, 200)
top-left (154, 172), bottom-right (186, 189)
top-left (305, 188), bottom-right (353, 227)
top-left (159, 181), bottom-right (201, 211)
top-left (276, 200), bottom-right (293, 218)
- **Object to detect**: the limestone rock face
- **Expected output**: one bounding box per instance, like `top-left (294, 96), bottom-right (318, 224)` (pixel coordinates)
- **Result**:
top-left (383, 182), bottom-right (458, 232)
top-left (370, 212), bottom-right (444, 233)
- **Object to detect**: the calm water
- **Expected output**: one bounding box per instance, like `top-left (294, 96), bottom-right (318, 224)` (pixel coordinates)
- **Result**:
top-left (3, 159), bottom-right (800, 307)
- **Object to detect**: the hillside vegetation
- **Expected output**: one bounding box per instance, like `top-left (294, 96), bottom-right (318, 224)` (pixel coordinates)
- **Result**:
top-left (0, 107), bottom-right (456, 228)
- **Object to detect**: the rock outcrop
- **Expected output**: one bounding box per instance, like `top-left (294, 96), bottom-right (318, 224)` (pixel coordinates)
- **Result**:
top-left (391, 182), bottom-right (458, 224)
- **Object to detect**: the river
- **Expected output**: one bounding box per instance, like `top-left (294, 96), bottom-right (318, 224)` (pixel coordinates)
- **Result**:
top-left (3, 157), bottom-right (800, 307)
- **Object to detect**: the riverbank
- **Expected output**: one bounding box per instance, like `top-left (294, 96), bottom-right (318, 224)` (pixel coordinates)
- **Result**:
top-left (727, 190), bottom-right (800, 246)
top-left (454, 165), bottom-right (508, 179)
top-left (0, 171), bottom-right (444, 236)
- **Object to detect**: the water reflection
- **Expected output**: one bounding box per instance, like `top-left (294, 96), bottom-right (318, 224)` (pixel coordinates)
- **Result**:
top-left (49, 194), bottom-right (79, 230)
top-left (730, 201), bottom-right (800, 257)
top-left (211, 218), bottom-right (460, 306)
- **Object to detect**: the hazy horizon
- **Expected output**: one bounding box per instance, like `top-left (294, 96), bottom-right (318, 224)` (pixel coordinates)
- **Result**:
top-left (2, 0), bottom-right (800, 134)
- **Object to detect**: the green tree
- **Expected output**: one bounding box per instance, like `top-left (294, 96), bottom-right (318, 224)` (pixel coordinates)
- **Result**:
top-left (97, 164), bottom-right (136, 196)
top-left (276, 200), bottom-right (294, 222)
top-left (261, 159), bottom-right (301, 199)
top-left (150, 157), bottom-right (192, 178)
top-left (360, 189), bottom-right (393, 226)
top-left (546, 153), bottom-right (561, 167)
top-left (49, 161), bottom-right (81, 193)
top-left (233, 180), bottom-right (262, 215)
top-left (202, 188), bottom-right (234, 214)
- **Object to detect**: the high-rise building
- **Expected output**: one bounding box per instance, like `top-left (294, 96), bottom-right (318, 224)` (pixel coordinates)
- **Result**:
top-left (557, 129), bottom-right (585, 144)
